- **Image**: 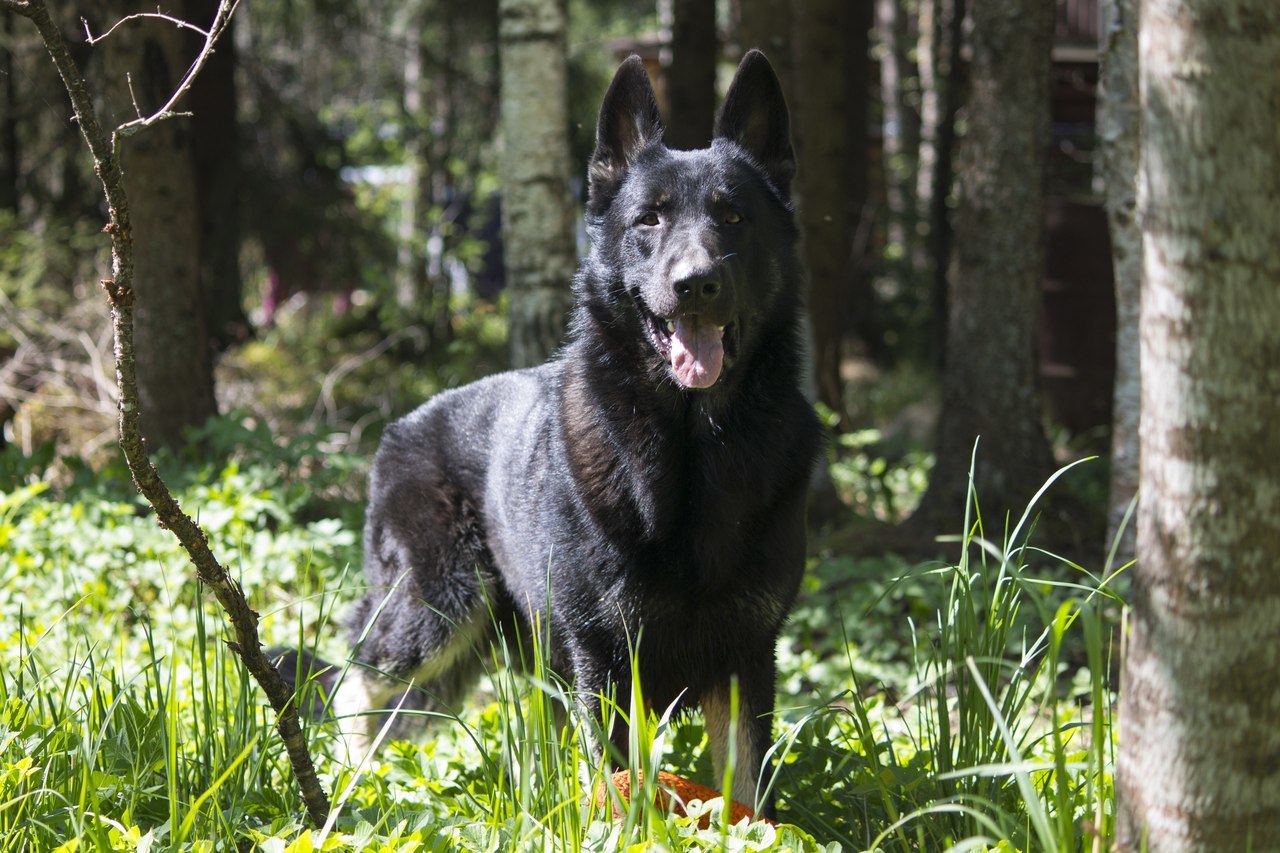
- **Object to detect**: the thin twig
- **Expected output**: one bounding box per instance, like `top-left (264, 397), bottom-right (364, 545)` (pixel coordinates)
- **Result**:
top-left (114, 0), bottom-right (242, 138)
top-left (82, 10), bottom-right (212, 44)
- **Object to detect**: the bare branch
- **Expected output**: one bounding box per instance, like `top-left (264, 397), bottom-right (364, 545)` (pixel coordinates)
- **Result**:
top-left (82, 10), bottom-right (212, 45)
top-left (10, 0), bottom-right (331, 828)
top-left (113, 0), bottom-right (242, 138)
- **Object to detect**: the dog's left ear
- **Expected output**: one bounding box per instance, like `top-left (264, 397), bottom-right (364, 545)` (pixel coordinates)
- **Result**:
top-left (715, 50), bottom-right (795, 197)
top-left (589, 56), bottom-right (664, 211)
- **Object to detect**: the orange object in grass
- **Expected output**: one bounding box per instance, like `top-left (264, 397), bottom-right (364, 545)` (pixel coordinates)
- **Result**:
top-left (596, 769), bottom-right (768, 828)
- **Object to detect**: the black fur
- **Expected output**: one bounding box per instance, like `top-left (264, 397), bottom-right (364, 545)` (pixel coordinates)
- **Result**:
top-left (333, 51), bottom-right (821, 814)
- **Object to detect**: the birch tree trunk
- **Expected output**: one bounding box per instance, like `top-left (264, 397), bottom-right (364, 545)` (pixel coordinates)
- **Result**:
top-left (498, 0), bottom-right (575, 368)
top-left (1099, 0), bottom-right (1141, 567)
top-left (911, 0), bottom-right (1055, 525)
top-left (1115, 1), bottom-right (1280, 849)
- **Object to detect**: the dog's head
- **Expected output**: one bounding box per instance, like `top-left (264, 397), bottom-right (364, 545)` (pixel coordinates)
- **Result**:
top-left (576, 51), bottom-right (801, 394)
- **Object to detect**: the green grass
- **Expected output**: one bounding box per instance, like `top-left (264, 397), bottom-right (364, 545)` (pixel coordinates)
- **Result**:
top-left (0, 436), bottom-right (1123, 851)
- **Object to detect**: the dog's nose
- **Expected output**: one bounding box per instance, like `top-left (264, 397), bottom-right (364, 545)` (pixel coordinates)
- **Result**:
top-left (675, 277), bottom-right (721, 301)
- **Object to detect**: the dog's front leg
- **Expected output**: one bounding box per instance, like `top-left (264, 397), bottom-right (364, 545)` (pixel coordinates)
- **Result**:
top-left (701, 666), bottom-right (778, 819)
top-left (570, 652), bottom-right (632, 769)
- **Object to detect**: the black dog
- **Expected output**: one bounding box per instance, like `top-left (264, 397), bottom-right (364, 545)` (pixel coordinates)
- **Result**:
top-left (325, 50), bottom-right (820, 815)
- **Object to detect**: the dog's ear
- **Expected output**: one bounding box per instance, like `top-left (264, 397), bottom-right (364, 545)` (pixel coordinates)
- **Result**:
top-left (715, 50), bottom-right (795, 196)
top-left (589, 56), bottom-right (664, 207)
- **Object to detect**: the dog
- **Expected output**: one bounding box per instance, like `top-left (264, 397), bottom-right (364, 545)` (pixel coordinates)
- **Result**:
top-left (305, 50), bottom-right (820, 816)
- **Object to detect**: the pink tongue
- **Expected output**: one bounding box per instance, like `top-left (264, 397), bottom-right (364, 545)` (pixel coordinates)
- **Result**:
top-left (669, 317), bottom-right (724, 388)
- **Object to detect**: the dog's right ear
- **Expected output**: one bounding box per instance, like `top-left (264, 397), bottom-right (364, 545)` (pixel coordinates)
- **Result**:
top-left (588, 56), bottom-right (664, 208)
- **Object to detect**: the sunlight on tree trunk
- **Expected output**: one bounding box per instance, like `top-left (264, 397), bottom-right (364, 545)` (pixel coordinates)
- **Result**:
top-left (498, 0), bottom-right (575, 369)
top-left (1116, 2), bottom-right (1280, 849)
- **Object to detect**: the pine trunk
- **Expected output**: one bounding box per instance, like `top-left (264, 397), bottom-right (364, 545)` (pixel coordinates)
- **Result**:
top-left (102, 9), bottom-right (217, 450)
top-left (793, 0), bottom-right (852, 412)
top-left (498, 0), bottom-right (575, 369)
top-left (736, 0), bottom-right (791, 86)
top-left (914, 0), bottom-right (1055, 523)
top-left (1115, 2), bottom-right (1280, 849)
top-left (876, 0), bottom-right (918, 267)
top-left (916, 0), bottom-right (964, 366)
top-left (1, 10), bottom-right (17, 212)
top-left (1099, 0), bottom-right (1141, 567)
top-left (664, 0), bottom-right (716, 151)
top-left (185, 0), bottom-right (244, 350)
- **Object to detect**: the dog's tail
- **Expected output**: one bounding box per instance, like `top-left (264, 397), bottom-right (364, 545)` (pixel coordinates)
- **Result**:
top-left (267, 647), bottom-right (340, 719)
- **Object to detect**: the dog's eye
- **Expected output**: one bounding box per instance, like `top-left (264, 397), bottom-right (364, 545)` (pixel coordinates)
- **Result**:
top-left (723, 210), bottom-right (743, 225)
top-left (638, 212), bottom-right (660, 227)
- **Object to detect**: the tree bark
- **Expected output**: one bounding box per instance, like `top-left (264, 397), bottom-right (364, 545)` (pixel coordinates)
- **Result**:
top-left (1115, 1), bottom-right (1280, 849)
top-left (663, 0), bottom-right (717, 151)
top-left (912, 0), bottom-right (1055, 525)
top-left (793, 0), bottom-right (854, 413)
top-left (735, 0), bottom-right (791, 85)
top-left (100, 2), bottom-right (217, 450)
top-left (185, 0), bottom-right (245, 350)
top-left (1098, 0), bottom-right (1140, 567)
top-left (1, 9), bottom-right (18, 212)
top-left (916, 0), bottom-right (965, 366)
top-left (498, 0), bottom-right (575, 368)
top-left (876, 0), bottom-right (919, 269)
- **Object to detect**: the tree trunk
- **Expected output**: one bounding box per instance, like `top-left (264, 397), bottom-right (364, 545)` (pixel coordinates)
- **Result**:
top-left (1114, 2), bottom-right (1280, 849)
top-left (793, 0), bottom-right (854, 413)
top-left (396, 7), bottom-right (431, 332)
top-left (911, 0), bottom-right (1055, 525)
top-left (735, 0), bottom-right (791, 87)
top-left (663, 0), bottom-right (717, 151)
top-left (1, 9), bottom-right (17, 212)
top-left (102, 7), bottom-right (217, 450)
top-left (876, 0), bottom-right (919, 270)
top-left (916, 0), bottom-right (965, 367)
top-left (1098, 0), bottom-right (1140, 567)
top-left (185, 0), bottom-right (245, 351)
top-left (498, 0), bottom-right (575, 369)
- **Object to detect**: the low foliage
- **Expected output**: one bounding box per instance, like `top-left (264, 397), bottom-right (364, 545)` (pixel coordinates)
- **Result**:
top-left (0, 431), bottom-right (1121, 850)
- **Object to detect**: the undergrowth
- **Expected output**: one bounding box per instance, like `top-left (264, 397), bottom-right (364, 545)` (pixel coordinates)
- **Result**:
top-left (0, 430), bottom-right (1124, 851)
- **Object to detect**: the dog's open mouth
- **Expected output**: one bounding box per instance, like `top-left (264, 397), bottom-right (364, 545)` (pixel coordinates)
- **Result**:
top-left (641, 305), bottom-right (739, 389)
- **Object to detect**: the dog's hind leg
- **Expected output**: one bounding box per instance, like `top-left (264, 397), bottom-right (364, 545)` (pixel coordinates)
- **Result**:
top-left (335, 485), bottom-right (504, 763)
top-left (331, 606), bottom-right (493, 764)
